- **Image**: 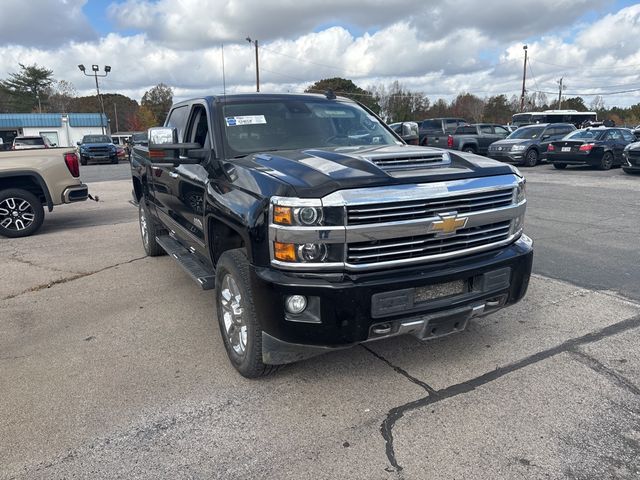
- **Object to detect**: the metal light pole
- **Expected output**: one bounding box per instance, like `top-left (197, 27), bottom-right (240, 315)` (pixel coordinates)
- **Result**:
top-left (78, 64), bottom-right (111, 134)
top-left (520, 45), bottom-right (528, 112)
top-left (246, 37), bottom-right (260, 92)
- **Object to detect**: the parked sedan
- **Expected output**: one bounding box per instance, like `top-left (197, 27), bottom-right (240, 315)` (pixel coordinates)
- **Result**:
top-left (622, 141), bottom-right (640, 174)
top-left (547, 127), bottom-right (636, 170)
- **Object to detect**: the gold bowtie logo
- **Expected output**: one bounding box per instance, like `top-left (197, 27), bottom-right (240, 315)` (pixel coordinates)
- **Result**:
top-left (429, 214), bottom-right (468, 235)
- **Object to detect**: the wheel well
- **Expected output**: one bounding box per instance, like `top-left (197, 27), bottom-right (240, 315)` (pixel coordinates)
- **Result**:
top-left (208, 218), bottom-right (245, 264)
top-left (0, 176), bottom-right (46, 205)
top-left (462, 144), bottom-right (476, 151)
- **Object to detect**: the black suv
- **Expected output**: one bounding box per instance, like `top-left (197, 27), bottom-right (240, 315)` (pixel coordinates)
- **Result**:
top-left (488, 123), bottom-right (576, 167)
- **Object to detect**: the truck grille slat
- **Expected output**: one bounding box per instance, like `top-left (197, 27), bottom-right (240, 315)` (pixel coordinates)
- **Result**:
top-left (347, 221), bottom-right (511, 264)
top-left (347, 188), bottom-right (514, 225)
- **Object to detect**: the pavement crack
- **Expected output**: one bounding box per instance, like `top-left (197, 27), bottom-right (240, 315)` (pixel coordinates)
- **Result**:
top-left (378, 313), bottom-right (640, 473)
top-left (362, 344), bottom-right (436, 394)
top-left (8, 254), bottom-right (81, 276)
top-left (1, 256), bottom-right (148, 301)
top-left (569, 349), bottom-right (640, 397)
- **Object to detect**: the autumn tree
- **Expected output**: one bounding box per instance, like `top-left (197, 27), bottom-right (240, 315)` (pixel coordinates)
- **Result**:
top-left (141, 83), bottom-right (173, 125)
top-left (0, 63), bottom-right (55, 112)
top-left (48, 80), bottom-right (78, 113)
top-left (305, 77), bottom-right (381, 114)
top-left (483, 95), bottom-right (514, 123)
top-left (451, 93), bottom-right (484, 122)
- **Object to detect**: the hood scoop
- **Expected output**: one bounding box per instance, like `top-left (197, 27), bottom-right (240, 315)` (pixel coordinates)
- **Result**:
top-left (363, 150), bottom-right (451, 171)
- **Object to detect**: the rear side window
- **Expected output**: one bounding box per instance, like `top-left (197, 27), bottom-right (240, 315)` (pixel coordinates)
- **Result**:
top-left (166, 105), bottom-right (190, 141)
top-left (421, 120), bottom-right (441, 130)
top-left (621, 130), bottom-right (635, 142)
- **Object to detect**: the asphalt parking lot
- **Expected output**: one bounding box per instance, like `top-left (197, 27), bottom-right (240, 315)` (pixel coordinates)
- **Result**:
top-left (1, 164), bottom-right (639, 479)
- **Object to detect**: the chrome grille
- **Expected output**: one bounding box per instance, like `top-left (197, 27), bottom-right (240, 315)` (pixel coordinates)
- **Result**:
top-left (347, 221), bottom-right (511, 265)
top-left (347, 188), bottom-right (514, 225)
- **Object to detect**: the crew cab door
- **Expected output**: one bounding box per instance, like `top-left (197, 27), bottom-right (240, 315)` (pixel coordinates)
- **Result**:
top-left (151, 102), bottom-right (211, 258)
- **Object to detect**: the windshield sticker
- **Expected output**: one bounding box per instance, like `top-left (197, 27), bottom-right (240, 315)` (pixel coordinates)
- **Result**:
top-left (225, 115), bottom-right (267, 126)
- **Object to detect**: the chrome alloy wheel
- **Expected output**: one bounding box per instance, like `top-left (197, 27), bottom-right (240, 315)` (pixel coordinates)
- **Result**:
top-left (0, 197), bottom-right (35, 231)
top-left (220, 273), bottom-right (247, 356)
top-left (139, 206), bottom-right (149, 249)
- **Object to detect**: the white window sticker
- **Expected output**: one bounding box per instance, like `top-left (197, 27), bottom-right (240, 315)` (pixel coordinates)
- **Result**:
top-left (225, 115), bottom-right (267, 126)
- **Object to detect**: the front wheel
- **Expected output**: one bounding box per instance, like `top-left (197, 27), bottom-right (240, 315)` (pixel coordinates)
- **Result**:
top-left (523, 149), bottom-right (539, 167)
top-left (599, 152), bottom-right (614, 170)
top-left (463, 146), bottom-right (476, 154)
top-left (0, 189), bottom-right (44, 238)
top-left (215, 249), bottom-right (280, 378)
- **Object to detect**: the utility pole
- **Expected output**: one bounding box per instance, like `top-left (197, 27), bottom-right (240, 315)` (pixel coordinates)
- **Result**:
top-left (246, 37), bottom-right (260, 92)
top-left (113, 103), bottom-right (119, 132)
top-left (520, 45), bottom-right (528, 112)
top-left (557, 77), bottom-right (564, 110)
top-left (77, 64), bottom-right (111, 135)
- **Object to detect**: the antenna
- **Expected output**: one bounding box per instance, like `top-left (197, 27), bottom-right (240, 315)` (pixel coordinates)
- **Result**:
top-left (221, 43), bottom-right (226, 96)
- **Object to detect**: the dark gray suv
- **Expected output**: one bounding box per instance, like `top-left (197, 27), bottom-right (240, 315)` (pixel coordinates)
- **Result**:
top-left (487, 123), bottom-right (576, 167)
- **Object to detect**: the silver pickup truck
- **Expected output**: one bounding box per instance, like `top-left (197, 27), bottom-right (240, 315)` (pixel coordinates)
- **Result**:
top-left (0, 148), bottom-right (88, 237)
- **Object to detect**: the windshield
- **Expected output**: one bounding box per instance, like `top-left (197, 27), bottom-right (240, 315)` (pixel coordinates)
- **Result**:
top-left (507, 126), bottom-right (545, 140)
top-left (82, 135), bottom-right (112, 144)
top-left (565, 129), bottom-right (606, 140)
top-left (222, 99), bottom-right (398, 156)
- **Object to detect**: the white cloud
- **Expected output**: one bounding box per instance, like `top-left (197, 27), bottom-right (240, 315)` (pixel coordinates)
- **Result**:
top-left (0, 0), bottom-right (96, 47)
top-left (0, 1), bottom-right (639, 108)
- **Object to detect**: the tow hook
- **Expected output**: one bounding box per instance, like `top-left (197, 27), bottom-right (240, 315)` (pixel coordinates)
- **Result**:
top-left (88, 193), bottom-right (100, 202)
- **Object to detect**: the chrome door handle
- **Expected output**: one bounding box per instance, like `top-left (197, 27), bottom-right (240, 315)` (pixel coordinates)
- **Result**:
top-left (168, 172), bottom-right (179, 178)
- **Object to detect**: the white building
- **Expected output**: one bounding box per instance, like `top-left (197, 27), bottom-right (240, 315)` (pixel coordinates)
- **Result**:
top-left (0, 113), bottom-right (109, 147)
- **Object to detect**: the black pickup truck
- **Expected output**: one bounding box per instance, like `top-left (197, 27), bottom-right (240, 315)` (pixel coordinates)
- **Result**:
top-left (130, 93), bottom-right (532, 378)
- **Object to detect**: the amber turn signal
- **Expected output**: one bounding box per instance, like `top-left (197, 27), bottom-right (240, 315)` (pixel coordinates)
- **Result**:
top-left (273, 206), bottom-right (292, 225)
top-left (274, 242), bottom-right (297, 262)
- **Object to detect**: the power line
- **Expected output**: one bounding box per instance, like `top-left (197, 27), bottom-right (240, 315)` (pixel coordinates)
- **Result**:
top-left (533, 58), bottom-right (640, 71)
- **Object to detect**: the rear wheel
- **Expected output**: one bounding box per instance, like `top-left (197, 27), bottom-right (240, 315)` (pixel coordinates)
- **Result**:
top-left (553, 163), bottom-right (568, 170)
top-left (523, 149), bottom-right (539, 167)
top-left (0, 189), bottom-right (44, 238)
top-left (215, 249), bottom-right (280, 378)
top-left (599, 152), bottom-right (614, 170)
top-left (138, 201), bottom-right (165, 256)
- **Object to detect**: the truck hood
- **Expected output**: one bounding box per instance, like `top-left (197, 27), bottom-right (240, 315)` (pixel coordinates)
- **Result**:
top-left (233, 144), bottom-right (520, 197)
top-left (80, 143), bottom-right (114, 148)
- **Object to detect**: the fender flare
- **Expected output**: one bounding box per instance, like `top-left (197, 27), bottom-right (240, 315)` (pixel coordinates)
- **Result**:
top-left (0, 170), bottom-right (54, 211)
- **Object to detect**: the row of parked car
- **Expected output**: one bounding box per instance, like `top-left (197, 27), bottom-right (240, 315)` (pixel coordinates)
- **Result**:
top-left (390, 117), bottom-right (640, 174)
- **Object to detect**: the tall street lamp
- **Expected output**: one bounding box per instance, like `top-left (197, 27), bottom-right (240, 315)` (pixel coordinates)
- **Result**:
top-left (78, 64), bottom-right (111, 134)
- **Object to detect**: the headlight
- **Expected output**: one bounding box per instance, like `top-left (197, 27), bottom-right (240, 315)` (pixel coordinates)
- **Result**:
top-left (273, 205), bottom-right (323, 226)
top-left (515, 178), bottom-right (526, 203)
top-left (511, 144), bottom-right (527, 151)
top-left (273, 241), bottom-right (342, 263)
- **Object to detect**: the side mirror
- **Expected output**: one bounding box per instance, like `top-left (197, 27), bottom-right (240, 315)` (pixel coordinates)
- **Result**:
top-left (541, 134), bottom-right (550, 140)
top-left (147, 127), bottom-right (201, 163)
top-left (399, 122), bottom-right (419, 144)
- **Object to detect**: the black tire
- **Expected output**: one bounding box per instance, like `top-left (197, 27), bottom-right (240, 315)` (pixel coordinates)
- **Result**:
top-left (599, 152), bottom-right (614, 170)
top-left (215, 249), bottom-right (280, 378)
top-left (622, 168), bottom-right (638, 175)
top-left (0, 188), bottom-right (45, 238)
top-left (138, 200), bottom-right (165, 256)
top-left (463, 146), bottom-right (476, 153)
top-left (553, 163), bottom-right (568, 170)
top-left (80, 156), bottom-right (87, 166)
top-left (523, 149), bottom-right (539, 167)
top-left (111, 156), bottom-right (118, 164)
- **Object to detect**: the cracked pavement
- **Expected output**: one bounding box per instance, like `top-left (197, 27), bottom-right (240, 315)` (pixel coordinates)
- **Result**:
top-left (1, 167), bottom-right (639, 479)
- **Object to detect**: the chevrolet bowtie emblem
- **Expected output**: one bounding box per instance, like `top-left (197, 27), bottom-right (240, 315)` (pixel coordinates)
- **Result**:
top-left (429, 214), bottom-right (468, 235)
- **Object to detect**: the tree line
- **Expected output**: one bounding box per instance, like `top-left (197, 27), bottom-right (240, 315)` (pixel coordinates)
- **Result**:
top-left (2, 65), bottom-right (639, 131)
top-left (307, 77), bottom-right (640, 127)
top-left (0, 64), bottom-right (173, 132)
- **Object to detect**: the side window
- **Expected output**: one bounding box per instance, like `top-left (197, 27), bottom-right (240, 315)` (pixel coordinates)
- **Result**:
top-left (444, 119), bottom-right (458, 133)
top-left (165, 105), bottom-right (190, 142)
top-left (184, 105), bottom-right (210, 148)
top-left (494, 126), bottom-right (510, 136)
top-left (621, 130), bottom-right (635, 142)
top-left (543, 127), bottom-right (556, 137)
top-left (606, 130), bottom-right (621, 141)
top-left (479, 125), bottom-right (493, 134)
